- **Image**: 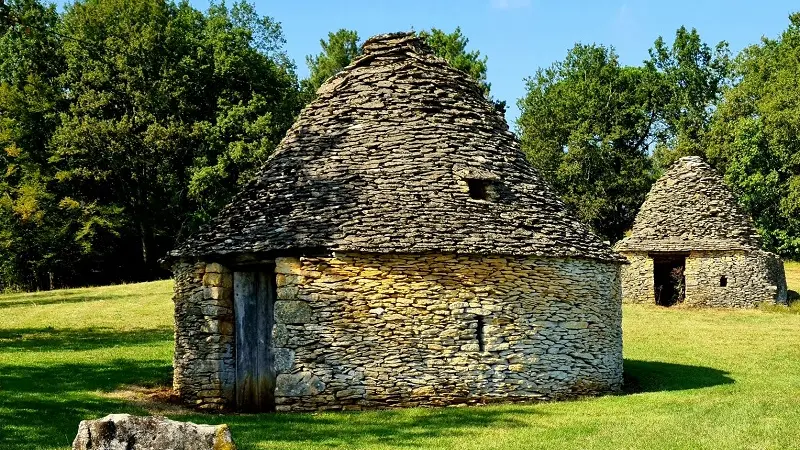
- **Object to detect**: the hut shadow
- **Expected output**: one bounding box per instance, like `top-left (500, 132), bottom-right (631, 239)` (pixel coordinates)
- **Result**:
top-left (623, 359), bottom-right (734, 393)
top-left (0, 326), bottom-right (173, 352)
top-left (182, 405), bottom-right (539, 449)
top-left (1, 359), bottom-right (537, 450)
top-left (0, 291), bottom-right (145, 309)
top-left (0, 359), bottom-right (172, 450)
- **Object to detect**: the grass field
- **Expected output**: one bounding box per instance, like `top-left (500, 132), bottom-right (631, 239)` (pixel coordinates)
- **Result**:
top-left (1, 267), bottom-right (799, 449)
top-left (785, 260), bottom-right (800, 298)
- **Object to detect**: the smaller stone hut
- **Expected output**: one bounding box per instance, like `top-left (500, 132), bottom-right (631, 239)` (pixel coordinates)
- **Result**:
top-left (615, 156), bottom-right (787, 307)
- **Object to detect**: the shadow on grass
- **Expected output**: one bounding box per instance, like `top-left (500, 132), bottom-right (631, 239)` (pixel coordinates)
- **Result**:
top-left (0, 358), bottom-right (537, 450)
top-left (176, 406), bottom-right (538, 449)
top-left (0, 290), bottom-right (146, 309)
top-left (0, 327), bottom-right (173, 352)
top-left (623, 359), bottom-right (734, 393)
top-left (0, 333), bottom-right (734, 449)
top-left (0, 359), bottom-right (172, 450)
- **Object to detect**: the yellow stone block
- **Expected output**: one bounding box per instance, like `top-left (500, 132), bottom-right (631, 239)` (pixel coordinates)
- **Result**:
top-left (221, 273), bottom-right (233, 289)
top-left (411, 386), bottom-right (435, 397)
top-left (205, 262), bottom-right (225, 273)
top-left (203, 272), bottom-right (223, 287)
top-left (275, 257), bottom-right (303, 275)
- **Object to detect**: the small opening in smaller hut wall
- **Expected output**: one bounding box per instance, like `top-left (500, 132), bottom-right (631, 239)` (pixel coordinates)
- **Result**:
top-left (476, 315), bottom-right (485, 351)
top-left (720, 276), bottom-right (728, 287)
top-left (467, 179), bottom-right (490, 200)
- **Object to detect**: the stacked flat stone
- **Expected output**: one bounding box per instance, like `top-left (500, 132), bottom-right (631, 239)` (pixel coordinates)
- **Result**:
top-left (168, 32), bottom-right (622, 264)
top-left (616, 156), bottom-right (762, 252)
top-left (173, 253), bottom-right (623, 411)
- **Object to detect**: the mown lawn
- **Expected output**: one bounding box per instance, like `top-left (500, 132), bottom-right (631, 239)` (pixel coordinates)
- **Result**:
top-left (785, 260), bottom-right (800, 298)
top-left (1, 267), bottom-right (799, 450)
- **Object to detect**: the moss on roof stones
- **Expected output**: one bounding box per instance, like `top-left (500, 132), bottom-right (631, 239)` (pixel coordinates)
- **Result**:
top-left (169, 32), bottom-right (622, 263)
top-left (615, 156), bottom-right (763, 252)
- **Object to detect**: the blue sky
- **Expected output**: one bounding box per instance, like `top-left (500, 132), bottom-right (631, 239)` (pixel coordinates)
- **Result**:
top-left (59, 0), bottom-right (800, 125)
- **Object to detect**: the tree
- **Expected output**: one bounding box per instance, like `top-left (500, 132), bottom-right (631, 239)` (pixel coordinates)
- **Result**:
top-left (706, 13), bottom-right (800, 258)
top-left (518, 28), bottom-right (730, 242)
top-left (0, 0), bottom-right (75, 290)
top-left (1, 0), bottom-right (304, 289)
top-left (301, 28), bottom-right (360, 101)
top-left (649, 26), bottom-right (731, 169)
top-left (517, 44), bottom-right (658, 242)
top-left (419, 27), bottom-right (506, 112)
top-left (302, 27), bottom-right (503, 109)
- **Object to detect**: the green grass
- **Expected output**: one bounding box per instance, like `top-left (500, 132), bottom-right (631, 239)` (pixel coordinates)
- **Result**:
top-left (761, 261), bottom-right (800, 313)
top-left (785, 260), bottom-right (800, 298)
top-left (1, 266), bottom-right (800, 449)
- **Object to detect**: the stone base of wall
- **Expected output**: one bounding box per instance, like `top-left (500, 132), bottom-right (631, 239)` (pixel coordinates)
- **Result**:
top-left (270, 253), bottom-right (622, 412)
top-left (172, 253), bottom-right (623, 412)
top-left (619, 253), bottom-right (654, 304)
top-left (172, 261), bottom-right (235, 409)
top-left (685, 250), bottom-right (787, 307)
top-left (619, 250), bottom-right (787, 307)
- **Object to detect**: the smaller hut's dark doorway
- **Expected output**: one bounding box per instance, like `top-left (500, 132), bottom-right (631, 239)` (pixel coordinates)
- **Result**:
top-left (233, 267), bottom-right (277, 412)
top-left (652, 254), bottom-right (687, 307)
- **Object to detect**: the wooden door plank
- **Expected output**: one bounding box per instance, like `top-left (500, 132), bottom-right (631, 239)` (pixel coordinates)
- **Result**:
top-left (254, 271), bottom-right (268, 410)
top-left (234, 271), bottom-right (256, 410)
top-left (262, 269), bottom-right (277, 411)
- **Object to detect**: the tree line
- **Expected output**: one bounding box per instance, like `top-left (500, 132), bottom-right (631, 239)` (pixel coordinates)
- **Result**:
top-left (0, 0), bottom-right (798, 291)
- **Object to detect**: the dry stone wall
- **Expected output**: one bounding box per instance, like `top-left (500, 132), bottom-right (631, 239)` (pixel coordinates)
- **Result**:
top-left (619, 250), bottom-right (787, 307)
top-left (271, 253), bottom-right (622, 411)
top-left (173, 253), bottom-right (623, 411)
top-left (172, 261), bottom-right (235, 409)
top-left (618, 253), bottom-right (654, 304)
top-left (684, 250), bottom-right (787, 307)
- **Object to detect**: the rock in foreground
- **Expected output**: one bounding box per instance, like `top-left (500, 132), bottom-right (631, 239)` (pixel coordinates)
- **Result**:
top-left (72, 414), bottom-right (235, 450)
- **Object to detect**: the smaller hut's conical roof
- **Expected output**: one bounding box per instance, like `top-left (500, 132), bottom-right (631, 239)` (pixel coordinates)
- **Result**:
top-left (169, 32), bottom-right (623, 263)
top-left (615, 156), bottom-right (762, 252)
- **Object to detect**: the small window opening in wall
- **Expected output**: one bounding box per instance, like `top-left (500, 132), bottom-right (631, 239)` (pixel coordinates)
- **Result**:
top-left (467, 179), bottom-right (490, 200)
top-left (476, 315), bottom-right (485, 351)
top-left (720, 276), bottom-right (728, 287)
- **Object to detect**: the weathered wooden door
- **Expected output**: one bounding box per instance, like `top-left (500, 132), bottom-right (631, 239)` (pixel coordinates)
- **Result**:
top-left (233, 269), bottom-right (276, 412)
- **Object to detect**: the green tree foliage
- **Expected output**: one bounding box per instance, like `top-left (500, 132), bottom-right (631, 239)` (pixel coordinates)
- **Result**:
top-left (0, 0), bottom-right (75, 289)
top-left (2, 1), bottom-right (796, 287)
top-left (649, 26), bottom-right (731, 169)
top-left (0, 0), bottom-right (300, 289)
top-left (301, 28), bottom-right (360, 101)
top-left (518, 29), bottom-right (729, 242)
top-left (707, 13), bottom-right (800, 258)
top-left (302, 27), bottom-right (503, 109)
top-left (417, 28), bottom-right (493, 101)
top-left (517, 44), bottom-right (658, 242)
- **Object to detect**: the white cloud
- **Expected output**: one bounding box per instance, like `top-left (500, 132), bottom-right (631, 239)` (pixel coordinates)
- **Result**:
top-left (490, 0), bottom-right (532, 10)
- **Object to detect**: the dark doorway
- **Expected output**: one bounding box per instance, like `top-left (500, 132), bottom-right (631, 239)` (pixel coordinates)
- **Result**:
top-left (233, 267), bottom-right (277, 412)
top-left (652, 254), bottom-right (687, 307)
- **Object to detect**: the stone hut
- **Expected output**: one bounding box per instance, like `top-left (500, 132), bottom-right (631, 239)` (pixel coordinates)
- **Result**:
top-left (615, 156), bottom-right (787, 307)
top-left (165, 32), bottom-right (625, 413)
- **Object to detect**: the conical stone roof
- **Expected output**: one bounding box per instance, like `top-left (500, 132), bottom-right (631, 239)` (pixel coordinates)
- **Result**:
top-left (169, 32), bottom-right (621, 263)
top-left (615, 156), bottom-right (762, 252)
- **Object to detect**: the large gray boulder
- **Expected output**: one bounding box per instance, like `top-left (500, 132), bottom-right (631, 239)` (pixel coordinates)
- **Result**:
top-left (72, 414), bottom-right (236, 450)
